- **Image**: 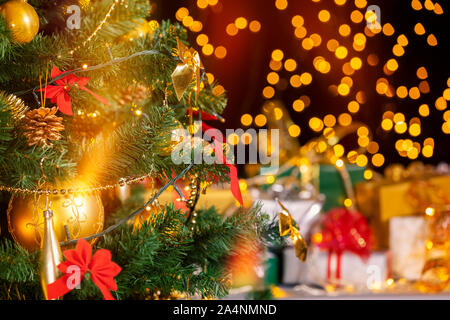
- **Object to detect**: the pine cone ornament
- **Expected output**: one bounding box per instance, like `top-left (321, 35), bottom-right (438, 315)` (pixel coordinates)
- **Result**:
top-left (22, 107), bottom-right (65, 147)
top-left (118, 84), bottom-right (149, 107)
top-left (0, 91), bottom-right (29, 123)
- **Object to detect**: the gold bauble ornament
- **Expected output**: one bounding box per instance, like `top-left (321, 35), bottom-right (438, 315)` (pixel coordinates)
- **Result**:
top-left (0, 0), bottom-right (39, 44)
top-left (7, 185), bottom-right (104, 251)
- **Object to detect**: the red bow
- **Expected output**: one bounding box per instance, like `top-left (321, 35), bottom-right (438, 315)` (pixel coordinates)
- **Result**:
top-left (46, 239), bottom-right (121, 300)
top-left (318, 208), bottom-right (373, 257)
top-left (316, 208), bottom-right (373, 280)
top-left (37, 67), bottom-right (109, 116)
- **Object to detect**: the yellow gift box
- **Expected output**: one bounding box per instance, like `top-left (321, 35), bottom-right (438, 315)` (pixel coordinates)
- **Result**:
top-left (378, 175), bottom-right (450, 222)
top-left (355, 163), bottom-right (450, 249)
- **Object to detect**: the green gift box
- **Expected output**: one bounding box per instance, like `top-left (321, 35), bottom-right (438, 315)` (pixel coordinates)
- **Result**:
top-left (264, 250), bottom-right (279, 285)
top-left (259, 163), bottom-right (365, 212)
top-left (316, 164), bottom-right (365, 212)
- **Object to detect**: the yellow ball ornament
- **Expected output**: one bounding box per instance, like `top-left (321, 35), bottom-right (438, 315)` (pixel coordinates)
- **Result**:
top-left (0, 0), bottom-right (39, 44)
top-left (7, 185), bottom-right (104, 251)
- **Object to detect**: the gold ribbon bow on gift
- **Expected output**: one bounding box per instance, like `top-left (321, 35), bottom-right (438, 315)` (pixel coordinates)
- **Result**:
top-left (277, 199), bottom-right (308, 262)
top-left (171, 37), bottom-right (203, 104)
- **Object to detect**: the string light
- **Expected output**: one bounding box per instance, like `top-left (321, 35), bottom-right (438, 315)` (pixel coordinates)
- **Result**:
top-left (249, 20), bottom-right (261, 32)
top-left (254, 114), bottom-right (267, 126)
top-left (344, 198), bottom-right (353, 207)
top-left (288, 124), bottom-right (301, 137)
top-left (226, 23), bottom-right (239, 36)
top-left (214, 46), bottom-right (227, 59)
top-left (240, 114), bottom-right (253, 126)
top-left (235, 17), bottom-right (248, 29)
top-left (293, 99), bottom-right (305, 112)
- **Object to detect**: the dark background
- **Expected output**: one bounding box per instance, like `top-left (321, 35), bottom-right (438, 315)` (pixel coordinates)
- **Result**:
top-left (152, 0), bottom-right (449, 174)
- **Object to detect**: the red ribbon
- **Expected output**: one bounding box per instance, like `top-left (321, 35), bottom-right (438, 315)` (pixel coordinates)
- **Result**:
top-left (317, 208), bottom-right (373, 280)
top-left (46, 239), bottom-right (121, 300)
top-left (191, 109), bottom-right (218, 121)
top-left (185, 108), bottom-right (243, 206)
top-left (201, 121), bottom-right (243, 206)
top-left (37, 67), bottom-right (109, 116)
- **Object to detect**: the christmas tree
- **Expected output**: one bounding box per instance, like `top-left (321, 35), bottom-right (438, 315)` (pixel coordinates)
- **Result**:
top-left (0, 0), bottom-right (267, 300)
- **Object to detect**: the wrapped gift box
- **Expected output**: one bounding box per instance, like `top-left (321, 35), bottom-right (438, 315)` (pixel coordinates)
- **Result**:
top-left (280, 247), bottom-right (390, 290)
top-left (258, 164), bottom-right (365, 213)
top-left (316, 164), bottom-right (365, 212)
top-left (356, 173), bottom-right (450, 249)
top-left (390, 216), bottom-right (427, 280)
top-left (264, 250), bottom-right (279, 285)
top-left (253, 193), bottom-right (324, 286)
top-left (280, 246), bottom-right (308, 284)
top-left (255, 196), bottom-right (323, 240)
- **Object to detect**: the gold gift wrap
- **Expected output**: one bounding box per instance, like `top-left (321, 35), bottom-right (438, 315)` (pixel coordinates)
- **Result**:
top-left (355, 163), bottom-right (450, 250)
top-left (379, 175), bottom-right (449, 221)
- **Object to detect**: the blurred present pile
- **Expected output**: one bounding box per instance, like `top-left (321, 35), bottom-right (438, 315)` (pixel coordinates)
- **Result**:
top-left (240, 113), bottom-right (450, 297)
top-left (161, 0), bottom-right (450, 298)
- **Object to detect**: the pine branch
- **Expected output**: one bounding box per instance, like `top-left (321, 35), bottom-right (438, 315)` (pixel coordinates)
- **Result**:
top-left (0, 2), bottom-right (254, 302)
top-left (0, 16), bottom-right (11, 60)
top-left (0, 204), bottom-right (268, 300)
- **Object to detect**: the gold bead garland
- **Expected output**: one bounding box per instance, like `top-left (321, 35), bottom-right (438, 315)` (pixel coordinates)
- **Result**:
top-left (185, 177), bottom-right (200, 231)
top-left (0, 173), bottom-right (150, 195)
top-left (185, 177), bottom-right (198, 208)
top-left (183, 176), bottom-right (216, 231)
